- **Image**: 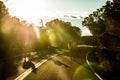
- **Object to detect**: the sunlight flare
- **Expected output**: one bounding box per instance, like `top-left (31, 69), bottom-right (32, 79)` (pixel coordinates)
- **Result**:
top-left (33, 26), bottom-right (40, 39)
top-left (47, 29), bottom-right (57, 47)
top-left (4, 0), bottom-right (55, 20)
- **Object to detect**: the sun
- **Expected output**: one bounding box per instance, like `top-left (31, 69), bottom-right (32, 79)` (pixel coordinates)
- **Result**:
top-left (3, 0), bottom-right (56, 24)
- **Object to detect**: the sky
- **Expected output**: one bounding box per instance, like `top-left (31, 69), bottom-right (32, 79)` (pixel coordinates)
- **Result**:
top-left (2, 0), bottom-right (109, 35)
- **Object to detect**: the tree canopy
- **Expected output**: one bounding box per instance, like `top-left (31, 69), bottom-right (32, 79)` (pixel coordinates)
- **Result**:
top-left (46, 19), bottom-right (81, 48)
top-left (82, 0), bottom-right (120, 37)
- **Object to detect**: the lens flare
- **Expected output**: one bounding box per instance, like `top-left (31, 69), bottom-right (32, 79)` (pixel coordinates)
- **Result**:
top-left (73, 64), bottom-right (97, 80)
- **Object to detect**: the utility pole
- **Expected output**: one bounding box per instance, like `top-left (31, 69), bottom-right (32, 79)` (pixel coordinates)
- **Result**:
top-left (40, 19), bottom-right (44, 27)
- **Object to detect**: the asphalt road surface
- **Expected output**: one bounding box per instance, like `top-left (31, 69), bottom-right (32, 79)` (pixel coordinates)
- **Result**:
top-left (22, 54), bottom-right (98, 80)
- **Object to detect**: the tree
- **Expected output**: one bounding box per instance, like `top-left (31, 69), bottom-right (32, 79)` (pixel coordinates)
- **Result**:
top-left (0, 1), bottom-right (8, 37)
top-left (82, 6), bottom-right (107, 36)
top-left (35, 27), bottom-right (50, 51)
top-left (46, 19), bottom-right (81, 48)
top-left (82, 0), bottom-right (120, 74)
top-left (82, 0), bottom-right (120, 37)
top-left (0, 1), bottom-right (18, 79)
top-left (0, 1), bottom-right (8, 20)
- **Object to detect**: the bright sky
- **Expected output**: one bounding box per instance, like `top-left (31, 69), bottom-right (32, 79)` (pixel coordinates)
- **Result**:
top-left (3, 0), bottom-right (109, 35)
top-left (3, 0), bottom-right (107, 21)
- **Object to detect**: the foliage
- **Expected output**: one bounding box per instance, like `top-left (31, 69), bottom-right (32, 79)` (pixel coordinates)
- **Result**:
top-left (35, 27), bottom-right (50, 51)
top-left (82, 0), bottom-right (120, 73)
top-left (82, 0), bottom-right (120, 36)
top-left (46, 19), bottom-right (81, 48)
top-left (79, 36), bottom-right (98, 45)
top-left (0, 1), bottom-right (8, 20)
top-left (82, 4), bottom-right (107, 36)
top-left (0, 1), bottom-right (18, 79)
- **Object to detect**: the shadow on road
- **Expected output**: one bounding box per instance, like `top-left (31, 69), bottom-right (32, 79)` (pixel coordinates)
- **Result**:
top-left (50, 58), bottom-right (70, 68)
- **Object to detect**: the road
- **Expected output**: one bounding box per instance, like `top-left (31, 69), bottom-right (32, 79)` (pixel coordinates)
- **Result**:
top-left (23, 55), bottom-right (78, 80)
top-left (15, 54), bottom-right (99, 80)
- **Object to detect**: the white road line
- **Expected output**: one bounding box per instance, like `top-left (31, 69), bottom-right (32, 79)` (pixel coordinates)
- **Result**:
top-left (14, 54), bottom-right (58, 80)
top-left (86, 53), bottom-right (103, 80)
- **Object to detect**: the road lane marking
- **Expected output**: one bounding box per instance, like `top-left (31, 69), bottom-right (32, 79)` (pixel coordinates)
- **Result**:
top-left (14, 59), bottom-right (47, 80)
top-left (15, 54), bottom-right (58, 80)
top-left (86, 53), bottom-right (103, 80)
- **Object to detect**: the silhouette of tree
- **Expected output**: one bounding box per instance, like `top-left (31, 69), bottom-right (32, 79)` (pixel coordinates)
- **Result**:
top-left (82, 0), bottom-right (120, 74)
top-left (82, 0), bottom-right (120, 37)
top-left (82, 5), bottom-right (107, 36)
